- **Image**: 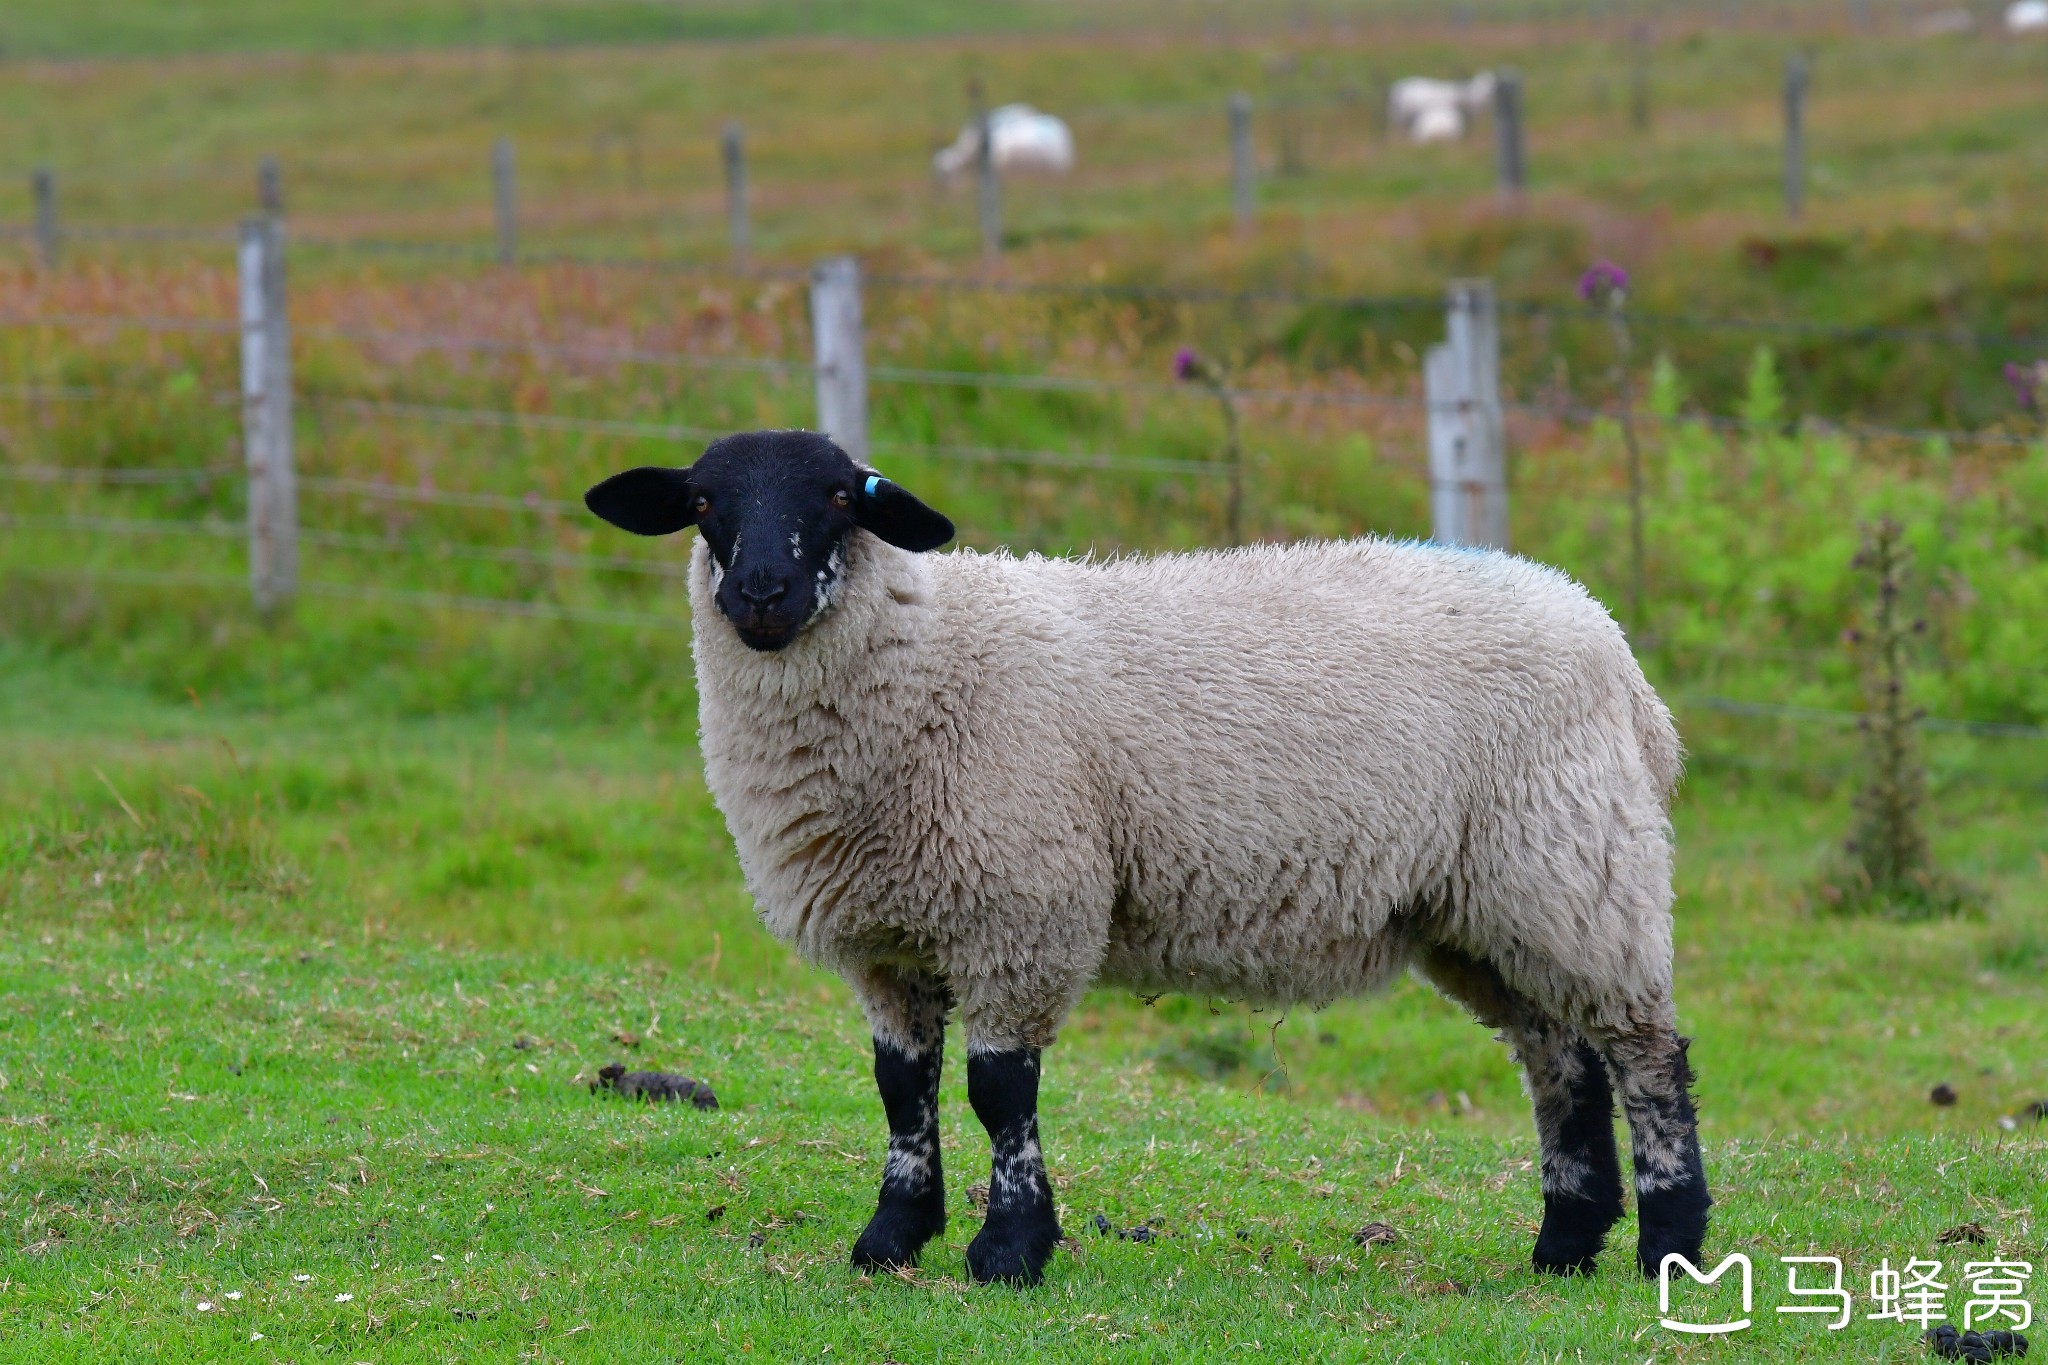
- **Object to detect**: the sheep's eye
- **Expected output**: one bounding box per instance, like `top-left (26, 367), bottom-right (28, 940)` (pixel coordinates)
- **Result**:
top-left (831, 488), bottom-right (852, 509)
top-left (693, 494), bottom-right (711, 515)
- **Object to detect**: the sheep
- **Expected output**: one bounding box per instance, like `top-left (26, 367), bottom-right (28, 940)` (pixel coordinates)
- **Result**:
top-left (585, 428), bottom-right (1712, 1288)
top-left (932, 104), bottom-right (1076, 183)
top-left (1388, 72), bottom-right (1497, 143)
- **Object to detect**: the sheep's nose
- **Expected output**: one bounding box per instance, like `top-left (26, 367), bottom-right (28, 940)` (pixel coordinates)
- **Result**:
top-left (739, 582), bottom-right (787, 610)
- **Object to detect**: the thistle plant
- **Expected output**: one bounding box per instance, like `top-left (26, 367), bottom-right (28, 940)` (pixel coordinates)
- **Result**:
top-left (1827, 517), bottom-right (1973, 918)
top-left (1175, 347), bottom-right (1246, 546)
top-left (1580, 260), bottom-right (1647, 635)
top-left (2005, 357), bottom-right (2047, 435)
top-left (2003, 358), bottom-right (2045, 408)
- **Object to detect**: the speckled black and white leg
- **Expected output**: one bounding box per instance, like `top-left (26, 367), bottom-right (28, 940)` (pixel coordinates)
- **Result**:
top-left (1593, 1020), bottom-right (1711, 1277)
top-left (1415, 945), bottom-right (1626, 1276)
top-left (849, 965), bottom-right (952, 1272)
top-left (964, 1047), bottom-right (1061, 1286)
top-left (1516, 1024), bottom-right (1627, 1275)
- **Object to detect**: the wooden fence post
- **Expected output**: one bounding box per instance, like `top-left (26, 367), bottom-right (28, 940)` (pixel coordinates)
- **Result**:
top-left (1425, 279), bottom-right (1508, 550)
top-left (721, 121), bottom-right (750, 268)
top-left (258, 156), bottom-right (283, 218)
top-left (975, 108), bottom-right (1002, 264)
top-left (238, 217), bottom-right (297, 617)
top-left (32, 168), bottom-right (57, 270)
top-left (492, 137), bottom-right (518, 264)
top-left (1493, 69), bottom-right (1526, 202)
top-left (1229, 93), bottom-right (1255, 233)
top-left (1783, 55), bottom-right (1808, 220)
top-left (810, 256), bottom-right (868, 464)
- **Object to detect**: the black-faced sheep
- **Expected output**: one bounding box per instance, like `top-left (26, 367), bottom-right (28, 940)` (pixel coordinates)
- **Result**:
top-left (586, 429), bottom-right (1711, 1287)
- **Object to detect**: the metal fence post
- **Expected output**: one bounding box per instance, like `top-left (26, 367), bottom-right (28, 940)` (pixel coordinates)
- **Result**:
top-left (492, 137), bottom-right (518, 264)
top-left (1493, 69), bottom-right (1526, 202)
top-left (238, 217), bottom-right (297, 617)
top-left (1229, 93), bottom-right (1255, 233)
top-left (810, 256), bottom-right (868, 464)
top-left (1426, 279), bottom-right (1508, 551)
top-left (975, 108), bottom-right (1002, 264)
top-left (721, 121), bottom-right (750, 268)
top-left (32, 168), bottom-right (57, 270)
top-left (258, 155), bottom-right (283, 218)
top-left (1783, 55), bottom-right (1808, 220)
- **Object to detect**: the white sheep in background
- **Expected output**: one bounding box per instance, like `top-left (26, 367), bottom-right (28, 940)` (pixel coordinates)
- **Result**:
top-left (1389, 72), bottom-right (1497, 142)
top-left (586, 429), bottom-right (1713, 1288)
top-left (932, 104), bottom-right (1076, 183)
top-left (2008, 0), bottom-right (2048, 32)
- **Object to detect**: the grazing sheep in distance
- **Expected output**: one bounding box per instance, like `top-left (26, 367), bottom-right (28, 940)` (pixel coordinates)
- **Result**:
top-left (585, 429), bottom-right (1711, 1288)
top-left (1389, 72), bottom-right (1497, 142)
top-left (932, 104), bottom-right (1076, 183)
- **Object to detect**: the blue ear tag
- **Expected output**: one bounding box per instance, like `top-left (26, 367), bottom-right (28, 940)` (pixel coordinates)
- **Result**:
top-left (864, 474), bottom-right (883, 498)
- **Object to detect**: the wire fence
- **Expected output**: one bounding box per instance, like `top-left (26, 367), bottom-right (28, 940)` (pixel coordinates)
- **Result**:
top-left (6, 301), bottom-right (2045, 454)
top-left (3, 241), bottom-right (2045, 770)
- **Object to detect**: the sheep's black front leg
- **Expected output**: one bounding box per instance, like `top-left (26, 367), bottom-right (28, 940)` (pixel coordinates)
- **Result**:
top-left (964, 1047), bottom-right (1061, 1286)
top-left (850, 967), bottom-right (950, 1272)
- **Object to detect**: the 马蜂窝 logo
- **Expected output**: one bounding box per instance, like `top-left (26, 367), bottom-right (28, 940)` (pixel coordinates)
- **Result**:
top-left (1659, 1252), bottom-right (1753, 1335)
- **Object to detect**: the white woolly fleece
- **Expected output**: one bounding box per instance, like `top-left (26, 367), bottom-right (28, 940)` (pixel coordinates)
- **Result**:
top-left (690, 531), bottom-right (1682, 1052)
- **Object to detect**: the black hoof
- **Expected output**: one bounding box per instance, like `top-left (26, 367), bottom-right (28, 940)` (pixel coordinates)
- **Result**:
top-left (1532, 1242), bottom-right (1602, 1276)
top-left (1532, 1195), bottom-right (1621, 1276)
top-left (851, 1196), bottom-right (945, 1272)
top-left (1635, 1198), bottom-right (1711, 1278)
top-left (965, 1215), bottom-right (1060, 1286)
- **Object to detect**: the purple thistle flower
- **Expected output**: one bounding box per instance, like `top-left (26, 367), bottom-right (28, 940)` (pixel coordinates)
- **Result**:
top-left (1173, 347), bottom-right (1200, 382)
top-left (1577, 260), bottom-right (1629, 303)
top-left (2004, 359), bottom-right (2041, 413)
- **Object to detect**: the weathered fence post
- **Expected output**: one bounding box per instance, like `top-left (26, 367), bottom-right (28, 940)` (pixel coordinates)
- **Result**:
top-left (975, 107), bottom-right (1002, 264)
top-left (492, 137), bottom-right (518, 264)
top-left (258, 156), bottom-right (283, 218)
top-left (1425, 279), bottom-right (1508, 550)
top-left (721, 121), bottom-right (750, 268)
top-left (1229, 92), bottom-right (1255, 233)
top-left (1783, 55), bottom-right (1808, 220)
top-left (810, 256), bottom-right (868, 464)
top-left (1493, 70), bottom-right (1526, 202)
top-left (238, 217), bottom-right (297, 617)
top-left (32, 168), bottom-right (57, 270)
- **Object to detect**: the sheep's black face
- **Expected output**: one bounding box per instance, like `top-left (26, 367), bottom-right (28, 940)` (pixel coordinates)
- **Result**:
top-left (583, 430), bottom-right (954, 652)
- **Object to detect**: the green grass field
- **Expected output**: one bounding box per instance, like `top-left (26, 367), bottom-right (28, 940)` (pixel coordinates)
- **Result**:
top-left (2, 639), bottom-right (2043, 1362)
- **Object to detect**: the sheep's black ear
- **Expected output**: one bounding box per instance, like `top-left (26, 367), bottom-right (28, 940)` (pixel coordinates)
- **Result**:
top-left (584, 467), bottom-right (696, 537)
top-left (854, 474), bottom-right (954, 553)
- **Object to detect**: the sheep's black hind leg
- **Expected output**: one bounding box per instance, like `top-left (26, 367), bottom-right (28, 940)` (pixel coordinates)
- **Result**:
top-left (1593, 1019), bottom-right (1712, 1277)
top-left (1517, 1025), bottom-right (1627, 1276)
top-left (1415, 947), bottom-right (1625, 1276)
top-left (964, 1047), bottom-right (1061, 1286)
top-left (849, 966), bottom-right (951, 1272)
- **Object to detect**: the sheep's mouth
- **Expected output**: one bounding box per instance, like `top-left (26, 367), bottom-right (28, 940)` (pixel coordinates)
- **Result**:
top-left (730, 618), bottom-right (803, 652)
